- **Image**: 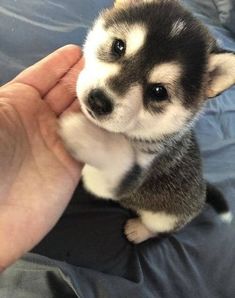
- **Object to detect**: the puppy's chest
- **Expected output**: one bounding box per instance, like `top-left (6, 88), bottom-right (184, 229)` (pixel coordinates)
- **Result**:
top-left (82, 165), bottom-right (118, 199)
top-left (82, 152), bottom-right (155, 200)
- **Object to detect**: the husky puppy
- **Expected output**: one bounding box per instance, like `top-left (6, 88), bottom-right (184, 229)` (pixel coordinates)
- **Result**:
top-left (60, 0), bottom-right (235, 243)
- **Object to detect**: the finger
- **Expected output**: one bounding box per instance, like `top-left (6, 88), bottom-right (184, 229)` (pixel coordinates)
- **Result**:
top-left (12, 45), bottom-right (82, 97)
top-left (44, 57), bottom-right (84, 116)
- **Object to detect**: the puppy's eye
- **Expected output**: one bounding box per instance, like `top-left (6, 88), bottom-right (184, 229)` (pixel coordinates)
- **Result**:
top-left (112, 39), bottom-right (126, 58)
top-left (148, 84), bottom-right (168, 102)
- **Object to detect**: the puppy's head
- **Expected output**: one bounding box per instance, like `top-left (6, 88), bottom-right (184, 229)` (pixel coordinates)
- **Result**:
top-left (77, 0), bottom-right (235, 140)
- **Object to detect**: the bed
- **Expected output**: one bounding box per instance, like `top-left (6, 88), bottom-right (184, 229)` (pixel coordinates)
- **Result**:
top-left (0, 0), bottom-right (234, 297)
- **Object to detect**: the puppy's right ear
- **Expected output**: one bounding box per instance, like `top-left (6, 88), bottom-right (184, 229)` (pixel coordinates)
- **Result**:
top-left (114, 0), bottom-right (154, 8)
top-left (114, 0), bottom-right (139, 8)
top-left (207, 52), bottom-right (235, 98)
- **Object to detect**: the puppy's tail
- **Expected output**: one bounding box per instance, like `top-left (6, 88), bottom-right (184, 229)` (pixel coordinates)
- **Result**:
top-left (206, 182), bottom-right (233, 223)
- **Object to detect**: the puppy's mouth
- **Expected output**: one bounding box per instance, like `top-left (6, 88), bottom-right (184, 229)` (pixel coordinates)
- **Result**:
top-left (86, 107), bottom-right (96, 119)
top-left (81, 103), bottom-right (101, 125)
top-left (84, 107), bottom-right (98, 122)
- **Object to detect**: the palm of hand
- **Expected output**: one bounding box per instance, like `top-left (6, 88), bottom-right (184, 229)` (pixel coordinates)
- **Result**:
top-left (0, 45), bottom-right (83, 270)
top-left (0, 82), bottom-right (79, 198)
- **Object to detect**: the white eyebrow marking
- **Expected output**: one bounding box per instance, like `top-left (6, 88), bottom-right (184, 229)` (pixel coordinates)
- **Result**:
top-left (108, 23), bottom-right (147, 56)
top-left (125, 24), bottom-right (147, 56)
top-left (170, 19), bottom-right (186, 37)
top-left (148, 62), bottom-right (182, 84)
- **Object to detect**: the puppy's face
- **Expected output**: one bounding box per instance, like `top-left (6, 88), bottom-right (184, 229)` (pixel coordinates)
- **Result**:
top-left (77, 0), bottom-right (235, 139)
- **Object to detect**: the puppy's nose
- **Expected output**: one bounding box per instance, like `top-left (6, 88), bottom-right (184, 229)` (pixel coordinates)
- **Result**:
top-left (88, 89), bottom-right (113, 116)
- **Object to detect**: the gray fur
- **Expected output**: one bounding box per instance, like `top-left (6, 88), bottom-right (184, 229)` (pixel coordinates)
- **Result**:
top-left (117, 130), bottom-right (206, 231)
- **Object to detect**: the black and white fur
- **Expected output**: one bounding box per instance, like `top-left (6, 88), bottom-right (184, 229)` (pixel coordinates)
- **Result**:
top-left (60, 0), bottom-right (235, 243)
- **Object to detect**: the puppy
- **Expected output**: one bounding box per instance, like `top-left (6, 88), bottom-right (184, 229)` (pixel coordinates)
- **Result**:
top-left (60, 0), bottom-right (235, 243)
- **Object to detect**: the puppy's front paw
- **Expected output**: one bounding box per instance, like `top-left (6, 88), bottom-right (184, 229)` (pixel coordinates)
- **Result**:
top-left (59, 113), bottom-right (93, 162)
top-left (124, 218), bottom-right (156, 244)
top-left (59, 113), bottom-right (111, 167)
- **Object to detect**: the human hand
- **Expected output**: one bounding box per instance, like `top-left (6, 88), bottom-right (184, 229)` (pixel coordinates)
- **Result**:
top-left (0, 45), bottom-right (84, 271)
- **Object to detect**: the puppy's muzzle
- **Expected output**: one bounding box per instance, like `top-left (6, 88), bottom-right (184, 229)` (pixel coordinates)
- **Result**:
top-left (87, 89), bottom-right (113, 117)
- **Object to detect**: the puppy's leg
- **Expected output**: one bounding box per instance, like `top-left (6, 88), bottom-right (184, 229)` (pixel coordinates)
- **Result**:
top-left (59, 113), bottom-right (135, 175)
top-left (124, 218), bottom-right (156, 244)
top-left (125, 211), bottom-right (179, 244)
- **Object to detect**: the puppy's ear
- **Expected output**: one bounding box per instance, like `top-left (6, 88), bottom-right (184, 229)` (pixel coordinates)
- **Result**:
top-left (114, 0), bottom-right (154, 8)
top-left (115, 0), bottom-right (134, 7)
top-left (207, 52), bottom-right (235, 98)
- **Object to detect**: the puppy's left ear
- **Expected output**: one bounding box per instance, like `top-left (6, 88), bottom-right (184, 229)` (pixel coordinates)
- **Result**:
top-left (207, 52), bottom-right (235, 98)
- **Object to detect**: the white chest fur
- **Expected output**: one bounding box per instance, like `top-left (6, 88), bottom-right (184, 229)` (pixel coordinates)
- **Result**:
top-left (82, 151), bottom-right (155, 200)
top-left (82, 165), bottom-right (118, 199)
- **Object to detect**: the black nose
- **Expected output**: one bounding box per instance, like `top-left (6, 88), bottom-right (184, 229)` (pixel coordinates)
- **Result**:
top-left (87, 89), bottom-right (113, 116)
